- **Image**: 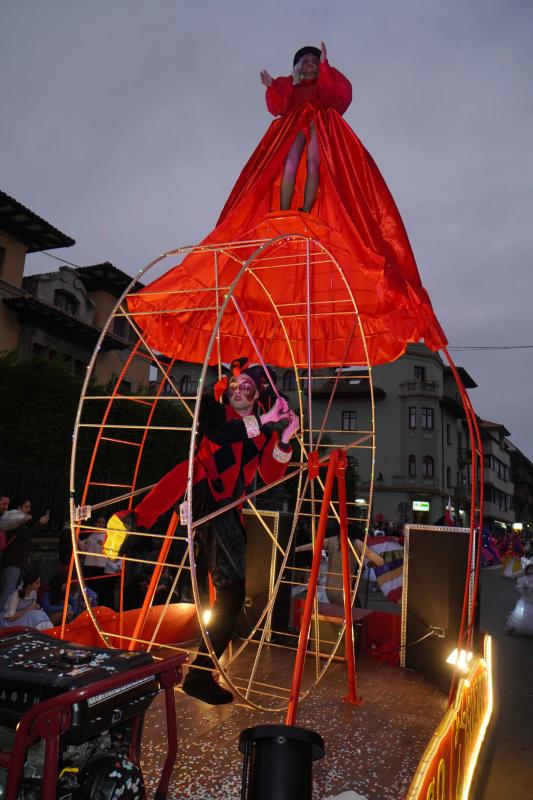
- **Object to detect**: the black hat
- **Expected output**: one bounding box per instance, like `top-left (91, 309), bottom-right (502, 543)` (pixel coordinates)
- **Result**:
top-left (229, 357), bottom-right (276, 392)
top-left (241, 364), bottom-right (277, 392)
top-left (293, 46), bottom-right (321, 67)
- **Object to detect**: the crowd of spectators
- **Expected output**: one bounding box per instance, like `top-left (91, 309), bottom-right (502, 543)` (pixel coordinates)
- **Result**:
top-left (0, 494), bottom-right (103, 629)
top-left (0, 493), bottom-right (182, 631)
top-left (0, 494), bottom-right (54, 628)
top-left (2, 488), bottom-right (532, 636)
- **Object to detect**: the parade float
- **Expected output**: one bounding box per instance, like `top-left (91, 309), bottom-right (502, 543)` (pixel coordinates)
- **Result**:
top-left (45, 44), bottom-right (492, 798)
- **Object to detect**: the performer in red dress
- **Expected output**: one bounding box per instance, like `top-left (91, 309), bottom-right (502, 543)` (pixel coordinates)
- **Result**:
top-left (116, 361), bottom-right (299, 704)
top-left (260, 42), bottom-right (349, 213)
top-left (128, 43), bottom-right (446, 368)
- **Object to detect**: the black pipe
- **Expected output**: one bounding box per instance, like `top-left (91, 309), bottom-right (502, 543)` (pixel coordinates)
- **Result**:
top-left (239, 724), bottom-right (324, 800)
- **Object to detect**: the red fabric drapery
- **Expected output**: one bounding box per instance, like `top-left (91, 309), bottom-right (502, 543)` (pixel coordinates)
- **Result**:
top-left (128, 83), bottom-right (446, 368)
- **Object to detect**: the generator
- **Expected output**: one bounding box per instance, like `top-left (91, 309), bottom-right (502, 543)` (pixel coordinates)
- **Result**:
top-left (0, 629), bottom-right (185, 800)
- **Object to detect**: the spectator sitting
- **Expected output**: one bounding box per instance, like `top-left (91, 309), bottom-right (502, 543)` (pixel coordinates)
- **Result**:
top-left (0, 499), bottom-right (49, 611)
top-left (40, 573), bottom-right (97, 625)
top-left (1, 572), bottom-right (53, 630)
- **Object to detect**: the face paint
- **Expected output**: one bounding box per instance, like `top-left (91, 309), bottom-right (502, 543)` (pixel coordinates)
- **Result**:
top-left (228, 377), bottom-right (256, 399)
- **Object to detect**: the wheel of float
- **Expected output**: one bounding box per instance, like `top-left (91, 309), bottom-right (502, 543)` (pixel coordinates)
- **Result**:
top-left (69, 233), bottom-right (376, 711)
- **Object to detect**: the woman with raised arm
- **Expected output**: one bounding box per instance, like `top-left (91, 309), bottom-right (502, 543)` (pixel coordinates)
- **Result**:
top-left (260, 42), bottom-right (350, 213)
top-left (129, 43), bottom-right (446, 368)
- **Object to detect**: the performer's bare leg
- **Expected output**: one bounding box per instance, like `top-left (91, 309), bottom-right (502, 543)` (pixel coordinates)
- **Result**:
top-left (280, 124), bottom-right (320, 212)
top-left (280, 131), bottom-right (306, 209)
top-left (302, 122), bottom-right (320, 212)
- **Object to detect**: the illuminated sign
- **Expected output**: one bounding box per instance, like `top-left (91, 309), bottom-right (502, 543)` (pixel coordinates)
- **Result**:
top-left (406, 635), bottom-right (493, 800)
top-left (413, 501), bottom-right (430, 511)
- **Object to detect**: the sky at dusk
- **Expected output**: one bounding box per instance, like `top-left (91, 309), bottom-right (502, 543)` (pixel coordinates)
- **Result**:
top-left (2, 1), bottom-right (532, 457)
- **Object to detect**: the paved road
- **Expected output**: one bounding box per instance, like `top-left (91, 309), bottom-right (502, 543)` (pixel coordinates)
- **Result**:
top-left (471, 567), bottom-right (532, 798)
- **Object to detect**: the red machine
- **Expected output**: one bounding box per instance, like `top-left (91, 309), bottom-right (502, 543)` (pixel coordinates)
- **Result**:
top-left (0, 628), bottom-right (186, 800)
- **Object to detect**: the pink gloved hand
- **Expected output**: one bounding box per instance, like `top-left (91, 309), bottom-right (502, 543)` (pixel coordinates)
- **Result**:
top-left (260, 396), bottom-right (289, 425)
top-left (281, 409), bottom-right (300, 443)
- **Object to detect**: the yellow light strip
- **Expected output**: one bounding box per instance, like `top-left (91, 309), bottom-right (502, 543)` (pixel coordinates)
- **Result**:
top-left (405, 634), bottom-right (494, 799)
top-left (462, 635), bottom-right (493, 799)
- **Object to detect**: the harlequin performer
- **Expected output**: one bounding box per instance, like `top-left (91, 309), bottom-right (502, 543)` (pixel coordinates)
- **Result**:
top-left (126, 42), bottom-right (447, 368)
top-left (109, 359), bottom-right (299, 705)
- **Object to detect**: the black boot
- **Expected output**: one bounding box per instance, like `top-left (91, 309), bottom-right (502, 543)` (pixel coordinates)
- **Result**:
top-left (182, 669), bottom-right (233, 705)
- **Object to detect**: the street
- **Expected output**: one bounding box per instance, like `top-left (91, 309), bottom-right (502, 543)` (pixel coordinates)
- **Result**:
top-left (471, 567), bottom-right (532, 798)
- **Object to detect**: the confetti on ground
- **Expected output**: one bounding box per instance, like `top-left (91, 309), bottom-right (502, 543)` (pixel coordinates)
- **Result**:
top-left (140, 652), bottom-right (446, 800)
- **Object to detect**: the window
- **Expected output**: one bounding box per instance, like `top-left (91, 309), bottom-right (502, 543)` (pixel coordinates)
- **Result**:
top-left (422, 456), bottom-right (434, 478)
top-left (447, 466), bottom-right (452, 488)
top-left (342, 410), bottom-right (357, 431)
top-left (408, 455), bottom-right (416, 477)
top-left (446, 423), bottom-right (452, 445)
top-left (409, 407), bottom-right (416, 429)
top-left (488, 486), bottom-right (509, 512)
top-left (180, 374), bottom-right (193, 395)
top-left (0, 246), bottom-right (6, 278)
top-left (421, 407), bottom-right (434, 430)
top-left (283, 371), bottom-right (296, 391)
top-left (54, 289), bottom-right (78, 315)
top-left (414, 365), bottom-right (426, 381)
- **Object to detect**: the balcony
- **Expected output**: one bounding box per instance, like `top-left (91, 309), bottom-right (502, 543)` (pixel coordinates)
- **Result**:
top-left (399, 380), bottom-right (439, 395)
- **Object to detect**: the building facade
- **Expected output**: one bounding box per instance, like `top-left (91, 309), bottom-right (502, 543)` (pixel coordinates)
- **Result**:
top-left (0, 190), bottom-right (148, 390)
top-left (508, 443), bottom-right (533, 533)
top-left (357, 344), bottom-right (474, 526)
top-left (478, 420), bottom-right (515, 531)
top-left (0, 189), bottom-right (74, 353)
top-left (275, 344), bottom-right (516, 531)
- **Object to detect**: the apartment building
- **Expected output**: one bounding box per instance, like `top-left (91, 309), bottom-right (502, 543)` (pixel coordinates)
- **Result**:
top-left (0, 189), bottom-right (148, 389)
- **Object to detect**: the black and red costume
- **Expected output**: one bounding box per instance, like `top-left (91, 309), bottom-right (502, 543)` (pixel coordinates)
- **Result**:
top-left (129, 392), bottom-right (292, 676)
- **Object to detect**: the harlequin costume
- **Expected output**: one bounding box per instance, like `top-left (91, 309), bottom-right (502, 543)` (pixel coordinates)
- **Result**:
top-left (112, 365), bottom-right (293, 704)
top-left (127, 48), bottom-right (446, 368)
top-left (130, 394), bottom-right (291, 555)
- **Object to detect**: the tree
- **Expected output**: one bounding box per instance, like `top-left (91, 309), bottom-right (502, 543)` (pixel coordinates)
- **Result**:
top-left (0, 352), bottom-right (190, 528)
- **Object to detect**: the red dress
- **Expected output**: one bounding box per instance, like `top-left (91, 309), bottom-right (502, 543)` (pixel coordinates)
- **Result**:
top-left (128, 60), bottom-right (446, 367)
